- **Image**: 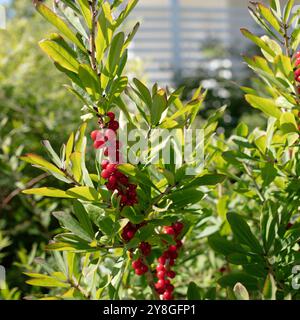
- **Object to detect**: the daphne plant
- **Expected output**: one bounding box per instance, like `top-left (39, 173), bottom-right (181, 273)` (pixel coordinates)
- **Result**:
top-left (21, 0), bottom-right (225, 300)
top-left (207, 0), bottom-right (300, 300)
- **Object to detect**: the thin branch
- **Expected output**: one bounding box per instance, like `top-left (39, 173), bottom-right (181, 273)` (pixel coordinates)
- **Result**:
top-left (0, 173), bottom-right (49, 211)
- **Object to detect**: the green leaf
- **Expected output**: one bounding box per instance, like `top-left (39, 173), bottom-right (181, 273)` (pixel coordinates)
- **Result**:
top-left (151, 89), bottom-right (167, 125)
top-left (42, 140), bottom-right (63, 168)
top-left (283, 0), bottom-right (294, 22)
top-left (185, 174), bottom-right (226, 188)
top-left (96, 3), bottom-right (114, 63)
top-left (77, 0), bottom-right (92, 29)
top-left (34, 1), bottom-right (85, 51)
top-left (115, 0), bottom-right (138, 28)
top-left (263, 274), bottom-right (277, 300)
top-left (73, 201), bottom-right (94, 238)
top-left (280, 112), bottom-right (298, 133)
top-left (53, 211), bottom-right (93, 242)
top-left (208, 234), bottom-right (246, 256)
top-left (227, 212), bottom-right (263, 254)
top-left (233, 282), bottom-right (250, 300)
top-left (66, 132), bottom-right (74, 166)
top-left (39, 39), bottom-right (79, 73)
top-left (240, 29), bottom-right (276, 57)
top-left (66, 186), bottom-right (101, 201)
top-left (245, 94), bottom-right (281, 119)
top-left (70, 152), bottom-right (82, 182)
top-left (22, 187), bottom-right (73, 198)
top-left (133, 78), bottom-right (152, 109)
top-left (25, 273), bottom-right (70, 288)
top-left (168, 188), bottom-right (204, 207)
top-left (20, 153), bottom-right (64, 176)
top-left (107, 32), bottom-right (125, 75)
top-left (258, 4), bottom-right (281, 32)
top-left (236, 122), bottom-right (249, 137)
top-left (218, 272), bottom-right (259, 291)
top-left (187, 282), bottom-right (202, 300)
top-left (78, 64), bottom-right (101, 98)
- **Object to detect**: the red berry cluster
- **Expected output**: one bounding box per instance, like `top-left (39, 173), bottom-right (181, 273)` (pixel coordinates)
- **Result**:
top-left (101, 160), bottom-right (138, 206)
top-left (295, 52), bottom-right (300, 84)
top-left (91, 112), bottom-right (138, 207)
top-left (154, 221), bottom-right (184, 300)
top-left (131, 242), bottom-right (152, 276)
top-left (121, 221), bottom-right (146, 242)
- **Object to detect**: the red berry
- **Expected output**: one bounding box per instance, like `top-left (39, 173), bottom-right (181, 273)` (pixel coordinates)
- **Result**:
top-left (108, 175), bottom-right (117, 185)
top-left (166, 284), bottom-right (174, 292)
top-left (155, 279), bottom-right (166, 289)
top-left (119, 175), bottom-right (129, 185)
top-left (140, 264), bottom-right (148, 274)
top-left (166, 270), bottom-right (176, 279)
top-left (139, 242), bottom-right (152, 256)
top-left (108, 120), bottom-right (119, 131)
top-left (164, 226), bottom-right (175, 235)
top-left (163, 291), bottom-right (173, 300)
top-left (132, 259), bottom-right (142, 269)
top-left (176, 240), bottom-right (183, 248)
top-left (173, 221), bottom-right (184, 234)
top-left (296, 52), bottom-right (300, 58)
top-left (135, 268), bottom-right (144, 276)
top-left (101, 169), bottom-right (110, 179)
top-left (157, 271), bottom-right (166, 279)
top-left (126, 230), bottom-right (135, 240)
top-left (158, 256), bottom-right (167, 265)
top-left (156, 287), bottom-right (165, 295)
top-left (295, 68), bottom-right (300, 78)
top-left (169, 251), bottom-right (178, 259)
top-left (107, 112), bottom-right (115, 121)
top-left (106, 163), bottom-right (117, 174)
top-left (101, 159), bottom-right (109, 169)
top-left (168, 245), bottom-right (177, 252)
top-left (169, 259), bottom-right (175, 266)
top-left (156, 265), bottom-right (166, 272)
top-left (91, 130), bottom-right (98, 141)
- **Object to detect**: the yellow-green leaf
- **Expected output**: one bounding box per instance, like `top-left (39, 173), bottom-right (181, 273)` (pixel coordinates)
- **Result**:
top-left (20, 153), bottom-right (63, 175)
top-left (245, 95), bottom-right (281, 119)
top-left (34, 1), bottom-right (85, 51)
top-left (39, 39), bottom-right (79, 73)
top-left (22, 187), bottom-right (73, 198)
top-left (66, 187), bottom-right (101, 201)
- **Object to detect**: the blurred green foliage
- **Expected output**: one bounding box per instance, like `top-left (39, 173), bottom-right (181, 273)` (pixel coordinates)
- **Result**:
top-left (0, 0), bottom-right (81, 297)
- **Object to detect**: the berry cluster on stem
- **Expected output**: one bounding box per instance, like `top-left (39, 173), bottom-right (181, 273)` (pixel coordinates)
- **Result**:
top-left (154, 221), bottom-right (184, 300)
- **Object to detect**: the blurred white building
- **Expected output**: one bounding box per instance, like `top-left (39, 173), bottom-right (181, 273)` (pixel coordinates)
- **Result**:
top-left (128, 0), bottom-right (262, 85)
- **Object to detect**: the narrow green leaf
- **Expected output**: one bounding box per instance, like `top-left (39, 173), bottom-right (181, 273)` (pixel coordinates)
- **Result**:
top-left (227, 212), bottom-right (263, 254)
top-left (39, 39), bottom-right (79, 73)
top-left (34, 1), bottom-right (85, 51)
top-left (22, 187), bottom-right (73, 198)
top-left (53, 211), bottom-right (93, 242)
top-left (245, 94), bottom-right (281, 119)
